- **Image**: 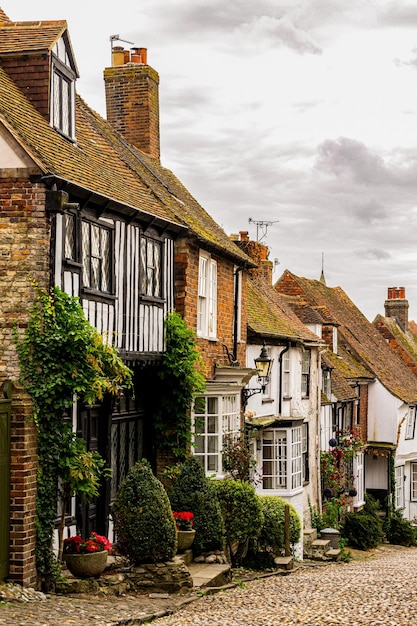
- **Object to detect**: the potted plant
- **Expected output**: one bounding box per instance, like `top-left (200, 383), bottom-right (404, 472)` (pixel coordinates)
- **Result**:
top-left (63, 532), bottom-right (111, 578)
top-left (173, 511), bottom-right (195, 551)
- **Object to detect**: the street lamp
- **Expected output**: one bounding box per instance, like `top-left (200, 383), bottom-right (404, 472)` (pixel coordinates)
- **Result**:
top-left (241, 343), bottom-right (273, 407)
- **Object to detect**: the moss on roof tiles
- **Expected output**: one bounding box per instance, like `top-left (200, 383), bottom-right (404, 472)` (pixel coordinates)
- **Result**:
top-left (278, 271), bottom-right (417, 403)
top-left (0, 62), bottom-right (251, 264)
top-left (247, 278), bottom-right (322, 343)
top-left (374, 315), bottom-right (417, 364)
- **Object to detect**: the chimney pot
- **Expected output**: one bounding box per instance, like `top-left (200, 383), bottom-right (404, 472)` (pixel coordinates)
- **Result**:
top-left (239, 231), bottom-right (249, 242)
top-left (112, 46), bottom-right (126, 67)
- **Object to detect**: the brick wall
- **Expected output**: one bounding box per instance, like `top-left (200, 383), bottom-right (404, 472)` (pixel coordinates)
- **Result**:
top-left (0, 176), bottom-right (50, 585)
top-left (104, 63), bottom-right (160, 161)
top-left (358, 383), bottom-right (368, 442)
top-left (174, 235), bottom-right (247, 379)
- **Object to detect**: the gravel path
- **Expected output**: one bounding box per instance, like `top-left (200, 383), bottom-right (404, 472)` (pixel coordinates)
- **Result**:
top-left (0, 546), bottom-right (416, 625)
top-left (154, 546), bottom-right (417, 626)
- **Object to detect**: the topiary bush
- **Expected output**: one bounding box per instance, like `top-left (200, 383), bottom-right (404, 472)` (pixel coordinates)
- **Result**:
top-left (213, 478), bottom-right (264, 566)
top-left (167, 457), bottom-right (224, 555)
top-left (384, 509), bottom-right (417, 547)
top-left (112, 460), bottom-right (177, 563)
top-left (258, 495), bottom-right (301, 553)
top-left (243, 496), bottom-right (301, 570)
top-left (341, 494), bottom-right (383, 550)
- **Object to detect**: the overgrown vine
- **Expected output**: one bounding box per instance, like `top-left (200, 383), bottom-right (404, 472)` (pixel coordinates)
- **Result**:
top-left (153, 311), bottom-right (206, 460)
top-left (14, 284), bottom-right (132, 589)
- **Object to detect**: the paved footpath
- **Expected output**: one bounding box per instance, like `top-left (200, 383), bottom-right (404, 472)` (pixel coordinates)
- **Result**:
top-left (0, 545), bottom-right (416, 625)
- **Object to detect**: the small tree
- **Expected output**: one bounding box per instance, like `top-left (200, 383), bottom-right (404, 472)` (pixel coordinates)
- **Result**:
top-left (221, 430), bottom-right (257, 483)
top-left (112, 460), bottom-right (177, 563)
top-left (57, 433), bottom-right (111, 563)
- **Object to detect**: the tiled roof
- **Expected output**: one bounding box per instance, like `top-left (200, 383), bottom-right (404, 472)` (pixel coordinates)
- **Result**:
top-left (247, 277), bottom-right (323, 344)
top-left (276, 270), bottom-right (417, 402)
top-left (0, 60), bottom-right (252, 264)
top-left (374, 314), bottom-right (417, 365)
top-left (0, 20), bottom-right (66, 54)
top-left (322, 349), bottom-right (368, 401)
top-left (0, 9), bottom-right (11, 23)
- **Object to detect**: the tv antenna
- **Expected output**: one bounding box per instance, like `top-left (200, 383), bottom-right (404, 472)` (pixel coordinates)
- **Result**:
top-left (248, 218), bottom-right (279, 242)
top-left (110, 34), bottom-right (135, 64)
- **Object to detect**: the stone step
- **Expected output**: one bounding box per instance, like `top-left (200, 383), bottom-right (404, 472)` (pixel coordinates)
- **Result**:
top-left (310, 539), bottom-right (331, 560)
top-left (325, 548), bottom-right (341, 561)
top-left (274, 556), bottom-right (294, 570)
top-left (187, 562), bottom-right (232, 588)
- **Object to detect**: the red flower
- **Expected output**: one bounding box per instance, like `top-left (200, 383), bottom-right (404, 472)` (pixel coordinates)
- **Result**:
top-left (173, 511), bottom-right (194, 530)
top-left (63, 532), bottom-right (111, 555)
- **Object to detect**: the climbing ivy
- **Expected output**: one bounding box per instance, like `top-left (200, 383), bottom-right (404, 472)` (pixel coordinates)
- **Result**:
top-left (153, 312), bottom-right (206, 460)
top-left (14, 284), bottom-right (132, 588)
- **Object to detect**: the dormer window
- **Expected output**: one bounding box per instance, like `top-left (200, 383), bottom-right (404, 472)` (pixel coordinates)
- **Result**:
top-left (50, 36), bottom-right (76, 140)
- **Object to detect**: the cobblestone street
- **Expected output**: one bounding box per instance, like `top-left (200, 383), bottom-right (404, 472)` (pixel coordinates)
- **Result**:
top-left (153, 545), bottom-right (417, 626)
top-left (0, 545), bottom-right (416, 625)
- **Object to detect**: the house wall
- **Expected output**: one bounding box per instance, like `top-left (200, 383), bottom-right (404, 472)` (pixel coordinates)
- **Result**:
top-left (246, 341), bottom-right (322, 544)
top-left (174, 235), bottom-right (247, 378)
top-left (0, 175), bottom-right (50, 586)
top-left (367, 380), bottom-right (399, 445)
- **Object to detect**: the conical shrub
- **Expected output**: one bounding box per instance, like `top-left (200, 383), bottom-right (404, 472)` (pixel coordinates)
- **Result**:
top-left (112, 459), bottom-right (177, 563)
top-left (168, 457), bottom-right (224, 555)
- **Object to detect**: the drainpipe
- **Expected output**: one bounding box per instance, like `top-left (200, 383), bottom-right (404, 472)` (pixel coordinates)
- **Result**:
top-left (233, 267), bottom-right (243, 364)
top-left (278, 342), bottom-right (291, 415)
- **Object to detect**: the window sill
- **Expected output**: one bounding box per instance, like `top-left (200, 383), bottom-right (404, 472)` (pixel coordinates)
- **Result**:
top-left (282, 396), bottom-right (292, 400)
top-left (262, 398), bottom-right (274, 404)
top-left (81, 287), bottom-right (116, 301)
top-left (140, 295), bottom-right (165, 305)
top-left (63, 259), bottom-right (82, 268)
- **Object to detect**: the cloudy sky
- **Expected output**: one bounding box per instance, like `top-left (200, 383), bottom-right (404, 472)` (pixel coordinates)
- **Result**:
top-left (5, 1), bottom-right (417, 321)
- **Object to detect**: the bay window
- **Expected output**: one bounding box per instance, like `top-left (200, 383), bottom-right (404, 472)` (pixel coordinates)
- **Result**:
top-left (193, 394), bottom-right (240, 476)
top-left (261, 425), bottom-right (304, 492)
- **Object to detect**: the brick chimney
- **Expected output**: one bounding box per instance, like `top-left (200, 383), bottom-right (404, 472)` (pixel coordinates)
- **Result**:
top-left (235, 231), bottom-right (273, 284)
top-left (104, 46), bottom-right (160, 161)
top-left (385, 287), bottom-right (409, 331)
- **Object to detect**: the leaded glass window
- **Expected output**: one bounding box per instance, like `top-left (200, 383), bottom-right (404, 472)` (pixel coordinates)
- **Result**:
top-left (140, 237), bottom-right (162, 298)
top-left (82, 220), bottom-right (111, 292)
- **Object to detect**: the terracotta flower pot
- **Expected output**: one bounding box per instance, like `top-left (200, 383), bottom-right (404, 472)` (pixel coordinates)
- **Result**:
top-left (176, 530), bottom-right (196, 552)
top-left (65, 550), bottom-right (108, 578)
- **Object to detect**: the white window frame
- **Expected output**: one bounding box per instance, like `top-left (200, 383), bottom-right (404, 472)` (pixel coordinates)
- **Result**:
top-left (283, 351), bottom-right (290, 397)
top-left (405, 407), bottom-right (416, 440)
top-left (301, 350), bottom-right (310, 398)
top-left (354, 452), bottom-right (364, 505)
top-left (395, 465), bottom-right (405, 509)
top-left (197, 252), bottom-right (217, 339)
top-left (192, 393), bottom-right (240, 477)
top-left (261, 426), bottom-right (303, 493)
top-left (411, 463), bottom-right (417, 502)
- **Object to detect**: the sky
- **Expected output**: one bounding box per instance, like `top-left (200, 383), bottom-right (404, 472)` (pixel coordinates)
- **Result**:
top-left (4, 0), bottom-right (417, 321)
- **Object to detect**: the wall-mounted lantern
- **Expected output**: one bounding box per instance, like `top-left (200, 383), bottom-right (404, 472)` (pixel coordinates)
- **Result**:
top-left (241, 343), bottom-right (273, 408)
